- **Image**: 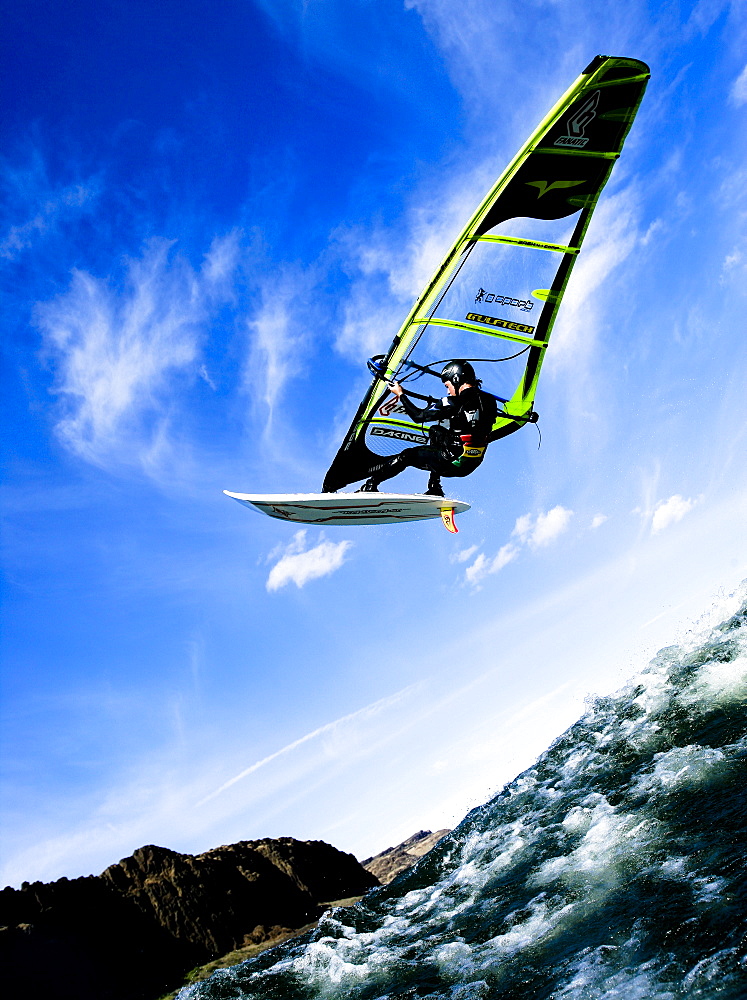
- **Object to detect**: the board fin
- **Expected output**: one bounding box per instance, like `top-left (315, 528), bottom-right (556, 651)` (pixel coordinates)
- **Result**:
top-left (440, 507), bottom-right (458, 533)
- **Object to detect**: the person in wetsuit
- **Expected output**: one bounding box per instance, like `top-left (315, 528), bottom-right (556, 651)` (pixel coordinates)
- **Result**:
top-left (359, 360), bottom-right (498, 496)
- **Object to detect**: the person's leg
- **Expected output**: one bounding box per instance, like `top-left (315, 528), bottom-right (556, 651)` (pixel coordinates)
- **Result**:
top-left (358, 453), bottom-right (408, 491)
top-left (421, 450), bottom-right (484, 496)
top-left (434, 459), bottom-right (482, 494)
top-left (359, 446), bottom-right (440, 491)
top-left (424, 473), bottom-right (445, 496)
top-left (359, 444), bottom-right (481, 494)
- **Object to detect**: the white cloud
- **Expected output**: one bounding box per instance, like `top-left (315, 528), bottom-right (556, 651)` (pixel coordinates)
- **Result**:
top-left (333, 162), bottom-right (491, 361)
top-left (405, 0), bottom-right (582, 125)
top-left (337, 288), bottom-right (405, 360)
top-left (198, 364), bottom-right (217, 390)
top-left (465, 543), bottom-right (518, 587)
top-left (513, 512), bottom-right (534, 543)
top-left (202, 228), bottom-right (242, 289)
top-left (37, 236), bottom-right (237, 471)
top-left (245, 266), bottom-right (315, 423)
top-left (721, 247), bottom-right (743, 276)
top-left (590, 514), bottom-right (608, 529)
top-left (451, 544), bottom-right (479, 564)
top-left (651, 494), bottom-right (696, 534)
top-left (464, 505), bottom-right (573, 586)
top-left (266, 529), bottom-right (353, 591)
top-left (464, 553), bottom-right (487, 586)
top-left (0, 156), bottom-right (101, 259)
top-left (547, 191), bottom-right (641, 372)
top-left (514, 506), bottom-right (574, 548)
top-left (685, 0), bottom-right (731, 37)
top-left (731, 64), bottom-right (747, 106)
top-left (199, 684), bottom-right (417, 805)
top-left (388, 182), bottom-right (485, 301)
top-left (247, 297), bottom-right (297, 411)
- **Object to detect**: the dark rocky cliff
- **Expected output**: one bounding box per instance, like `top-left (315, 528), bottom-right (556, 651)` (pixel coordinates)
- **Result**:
top-left (0, 837), bottom-right (379, 1000)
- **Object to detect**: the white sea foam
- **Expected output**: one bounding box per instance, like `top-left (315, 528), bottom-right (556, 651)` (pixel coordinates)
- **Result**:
top-left (535, 797), bottom-right (659, 889)
top-left (634, 744), bottom-right (726, 796)
top-left (682, 946), bottom-right (746, 990)
top-left (481, 898), bottom-right (575, 958)
top-left (448, 982), bottom-right (490, 999)
top-left (680, 653), bottom-right (747, 707)
top-left (557, 959), bottom-right (677, 1000)
top-left (180, 589), bottom-right (747, 1000)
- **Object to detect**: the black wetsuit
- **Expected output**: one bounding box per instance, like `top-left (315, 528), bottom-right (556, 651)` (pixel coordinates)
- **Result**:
top-left (365, 385), bottom-right (498, 487)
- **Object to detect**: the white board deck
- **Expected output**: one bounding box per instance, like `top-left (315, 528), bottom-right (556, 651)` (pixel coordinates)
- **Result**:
top-left (223, 491), bottom-right (470, 526)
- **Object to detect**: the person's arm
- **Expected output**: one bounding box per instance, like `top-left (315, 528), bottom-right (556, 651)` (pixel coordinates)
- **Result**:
top-left (390, 382), bottom-right (451, 423)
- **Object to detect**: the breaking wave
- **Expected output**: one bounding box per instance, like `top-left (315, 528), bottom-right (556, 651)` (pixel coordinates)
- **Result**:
top-left (181, 587), bottom-right (747, 999)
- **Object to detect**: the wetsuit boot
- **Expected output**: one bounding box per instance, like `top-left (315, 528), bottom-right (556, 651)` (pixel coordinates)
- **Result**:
top-left (425, 475), bottom-right (445, 497)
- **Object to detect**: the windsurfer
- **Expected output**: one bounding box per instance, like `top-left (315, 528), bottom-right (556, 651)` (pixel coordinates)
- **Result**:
top-left (358, 361), bottom-right (497, 497)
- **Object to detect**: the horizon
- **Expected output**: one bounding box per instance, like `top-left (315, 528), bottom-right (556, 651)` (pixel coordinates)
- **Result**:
top-left (2, 0), bottom-right (746, 888)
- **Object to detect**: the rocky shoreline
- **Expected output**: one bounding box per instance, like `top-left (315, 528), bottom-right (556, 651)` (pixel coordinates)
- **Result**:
top-left (1, 837), bottom-right (377, 1000)
top-left (1, 830), bottom-right (449, 1000)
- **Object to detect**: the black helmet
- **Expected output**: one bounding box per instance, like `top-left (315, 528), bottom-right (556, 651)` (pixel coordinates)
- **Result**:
top-left (440, 360), bottom-right (476, 388)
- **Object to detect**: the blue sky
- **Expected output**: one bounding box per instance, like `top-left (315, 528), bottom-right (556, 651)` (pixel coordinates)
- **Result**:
top-left (1, 0), bottom-right (746, 887)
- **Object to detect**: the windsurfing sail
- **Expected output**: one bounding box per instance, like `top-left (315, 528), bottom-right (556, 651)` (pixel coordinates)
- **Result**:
top-left (322, 55), bottom-right (649, 493)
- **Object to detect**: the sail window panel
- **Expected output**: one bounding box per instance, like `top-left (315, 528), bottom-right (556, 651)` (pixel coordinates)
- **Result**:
top-left (480, 212), bottom-right (581, 248)
top-left (411, 325), bottom-right (530, 400)
top-left (365, 394), bottom-right (429, 457)
top-left (430, 241), bottom-right (562, 340)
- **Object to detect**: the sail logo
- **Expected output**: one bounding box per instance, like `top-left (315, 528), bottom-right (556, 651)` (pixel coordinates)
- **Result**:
top-left (467, 312), bottom-right (535, 336)
top-left (554, 90), bottom-right (600, 147)
top-left (526, 179), bottom-right (585, 199)
top-left (378, 397), bottom-right (407, 417)
top-left (475, 288), bottom-right (533, 312)
top-left (371, 426), bottom-right (427, 445)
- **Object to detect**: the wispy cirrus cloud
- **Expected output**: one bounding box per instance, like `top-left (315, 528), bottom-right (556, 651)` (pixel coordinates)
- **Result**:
top-left (266, 529), bottom-right (353, 591)
top-left (0, 151), bottom-right (101, 260)
top-left (1, 679), bottom-right (422, 885)
top-left (37, 233), bottom-right (240, 472)
top-left (247, 295), bottom-right (297, 411)
top-left (547, 190), bottom-right (642, 374)
top-left (1, 180), bottom-right (99, 259)
top-left (245, 265), bottom-right (317, 425)
top-left (685, 0), bottom-right (735, 37)
top-left (333, 173), bottom-right (484, 361)
top-left (730, 63), bottom-right (747, 105)
top-left (406, 0), bottom-right (661, 136)
top-left (198, 684), bottom-right (416, 806)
